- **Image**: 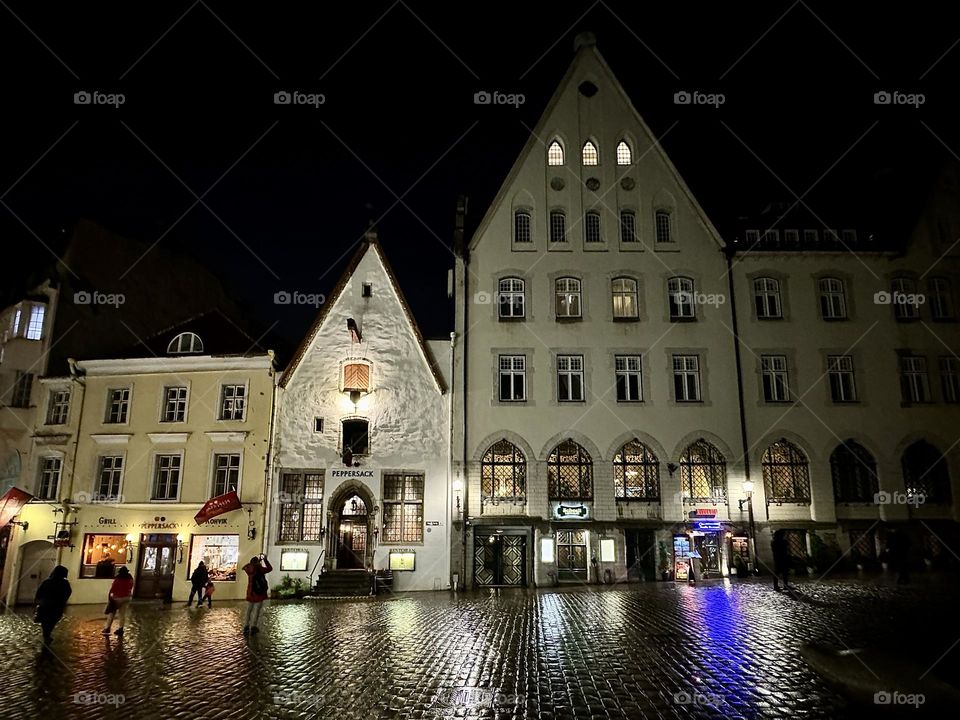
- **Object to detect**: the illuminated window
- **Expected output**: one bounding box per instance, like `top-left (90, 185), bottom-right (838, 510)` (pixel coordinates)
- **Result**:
top-left (612, 277), bottom-right (638, 318)
top-left (555, 277), bottom-right (581, 318)
top-left (80, 533), bottom-right (130, 578)
top-left (762, 440), bottom-right (811, 503)
top-left (167, 332), bottom-right (204, 354)
top-left (188, 534), bottom-right (239, 581)
top-left (679, 439), bottom-right (727, 501)
top-left (547, 440), bottom-right (593, 500)
top-left (616, 140), bottom-right (632, 165)
top-left (26, 304), bottom-right (45, 340)
top-left (382, 474), bottom-right (424, 543)
top-left (481, 439), bottom-right (526, 500)
top-left (278, 472), bottom-right (324, 542)
top-left (547, 140), bottom-right (564, 166)
top-left (582, 141), bottom-right (599, 166)
top-left (613, 440), bottom-right (659, 499)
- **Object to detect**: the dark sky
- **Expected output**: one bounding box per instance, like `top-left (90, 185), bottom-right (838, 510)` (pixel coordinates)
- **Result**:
top-left (2, 1), bottom-right (958, 354)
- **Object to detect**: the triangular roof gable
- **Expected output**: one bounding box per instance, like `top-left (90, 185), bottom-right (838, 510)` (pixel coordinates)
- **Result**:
top-left (279, 236), bottom-right (446, 392)
top-left (469, 44), bottom-right (725, 251)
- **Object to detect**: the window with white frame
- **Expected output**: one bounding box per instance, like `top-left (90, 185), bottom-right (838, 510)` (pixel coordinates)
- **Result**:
top-left (219, 384), bottom-right (246, 420)
top-left (828, 355), bottom-right (857, 402)
top-left (900, 355), bottom-right (930, 403)
top-left (619, 210), bottom-right (637, 243)
top-left (555, 277), bottom-right (582, 318)
top-left (819, 277), bottom-right (847, 319)
top-left (584, 211), bottom-right (602, 243)
top-left (615, 355), bottom-right (642, 402)
top-left (105, 388), bottom-right (130, 423)
top-left (37, 456), bottom-right (62, 500)
top-left (212, 453), bottom-right (241, 496)
top-left (655, 210), bottom-right (672, 243)
top-left (892, 277), bottom-right (920, 320)
top-left (152, 454), bottom-right (182, 500)
top-left (672, 354), bottom-right (701, 402)
top-left (754, 277), bottom-right (782, 318)
top-left (96, 455), bottom-right (124, 500)
top-left (763, 229), bottom-right (780, 244)
top-left (745, 229), bottom-right (760, 244)
top-left (382, 474), bottom-right (424, 543)
top-left (582, 141), bottom-right (599, 165)
top-left (167, 332), bottom-right (203, 354)
top-left (784, 229), bottom-right (800, 244)
top-left (547, 140), bottom-right (564, 166)
top-left (46, 388), bottom-right (71, 425)
top-left (761, 355), bottom-right (790, 402)
top-left (929, 278), bottom-right (954, 320)
top-left (26, 304), bottom-right (45, 340)
top-left (616, 140), bottom-right (632, 165)
top-left (498, 278), bottom-right (525, 319)
top-left (498, 355), bottom-right (526, 402)
top-left (940, 357), bottom-right (960, 403)
top-left (549, 210), bottom-right (567, 243)
top-left (161, 386), bottom-right (188, 422)
top-left (10, 371), bottom-right (33, 408)
top-left (557, 355), bottom-right (584, 402)
top-left (513, 210), bottom-right (532, 243)
top-left (612, 277), bottom-right (639, 318)
top-left (668, 276), bottom-right (695, 320)
top-left (803, 229), bottom-right (818, 244)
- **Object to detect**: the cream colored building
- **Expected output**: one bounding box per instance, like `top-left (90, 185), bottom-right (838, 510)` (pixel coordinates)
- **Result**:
top-left (4, 328), bottom-right (275, 605)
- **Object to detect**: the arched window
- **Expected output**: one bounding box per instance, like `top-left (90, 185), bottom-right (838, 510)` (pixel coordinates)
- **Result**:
top-left (584, 211), bottom-right (602, 243)
top-left (754, 277), bottom-right (782, 319)
top-left (481, 439), bottom-right (526, 501)
top-left (831, 441), bottom-right (878, 502)
top-left (902, 440), bottom-right (951, 503)
top-left (582, 141), bottom-right (599, 166)
top-left (548, 440), bottom-right (593, 500)
top-left (611, 277), bottom-right (639, 318)
top-left (547, 140), bottom-right (564, 166)
top-left (613, 440), bottom-right (660, 499)
top-left (667, 276), bottom-right (695, 320)
top-left (549, 210), bottom-right (567, 243)
top-left (513, 210), bottom-right (532, 243)
top-left (679, 439), bottom-right (727, 501)
top-left (498, 277), bottom-right (525, 319)
top-left (762, 439), bottom-right (811, 503)
top-left (167, 332), bottom-right (203, 354)
top-left (655, 210), bottom-right (672, 243)
top-left (819, 277), bottom-right (847, 320)
top-left (616, 140), bottom-right (632, 165)
top-left (555, 277), bottom-right (582, 318)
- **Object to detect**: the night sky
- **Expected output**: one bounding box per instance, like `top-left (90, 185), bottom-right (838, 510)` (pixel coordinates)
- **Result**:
top-left (2, 1), bottom-right (958, 359)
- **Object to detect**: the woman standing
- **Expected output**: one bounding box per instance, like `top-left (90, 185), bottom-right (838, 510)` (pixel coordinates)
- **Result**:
top-left (102, 566), bottom-right (134, 637)
top-left (35, 565), bottom-right (72, 643)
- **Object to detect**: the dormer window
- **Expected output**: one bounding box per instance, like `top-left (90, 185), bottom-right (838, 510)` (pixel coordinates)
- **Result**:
top-left (167, 332), bottom-right (203, 354)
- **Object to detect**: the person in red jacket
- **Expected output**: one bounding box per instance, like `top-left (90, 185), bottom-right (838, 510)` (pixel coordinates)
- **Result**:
top-left (242, 554), bottom-right (272, 635)
top-left (102, 566), bottom-right (134, 637)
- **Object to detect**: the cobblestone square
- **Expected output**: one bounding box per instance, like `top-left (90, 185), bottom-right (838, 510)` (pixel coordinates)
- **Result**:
top-left (3, 577), bottom-right (959, 719)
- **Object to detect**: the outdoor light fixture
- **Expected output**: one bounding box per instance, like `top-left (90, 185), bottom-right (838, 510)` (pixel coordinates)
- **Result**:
top-left (349, 390), bottom-right (362, 405)
top-left (737, 479), bottom-right (758, 574)
top-left (666, 462), bottom-right (678, 477)
top-left (7, 517), bottom-right (28, 531)
top-left (124, 533), bottom-right (136, 563)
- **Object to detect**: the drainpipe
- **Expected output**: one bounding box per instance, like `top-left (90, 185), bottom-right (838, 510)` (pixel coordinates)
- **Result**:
top-left (725, 252), bottom-right (756, 571)
top-left (59, 358), bottom-right (87, 566)
top-left (261, 352), bottom-right (279, 559)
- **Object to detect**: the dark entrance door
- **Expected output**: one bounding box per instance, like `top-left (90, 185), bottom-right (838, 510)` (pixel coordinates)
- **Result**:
top-left (625, 529), bottom-right (656, 581)
top-left (473, 531), bottom-right (526, 587)
top-left (136, 534), bottom-right (178, 599)
top-left (694, 532), bottom-right (722, 578)
top-left (556, 530), bottom-right (587, 583)
top-left (335, 493), bottom-right (368, 570)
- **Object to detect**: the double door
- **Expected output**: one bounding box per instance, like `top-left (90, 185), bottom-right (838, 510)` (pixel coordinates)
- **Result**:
top-left (136, 534), bottom-right (178, 599)
top-left (474, 532), bottom-right (526, 587)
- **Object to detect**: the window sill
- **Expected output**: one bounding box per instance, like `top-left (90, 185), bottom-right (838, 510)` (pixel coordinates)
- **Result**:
top-left (618, 242), bottom-right (644, 251)
top-left (548, 242), bottom-right (573, 251)
top-left (616, 399), bottom-right (644, 404)
top-left (497, 316), bottom-right (526, 322)
top-left (583, 243), bottom-right (609, 251)
top-left (558, 399), bottom-right (586, 404)
top-left (511, 243), bottom-right (537, 252)
top-left (612, 316), bottom-right (640, 322)
top-left (756, 316), bottom-right (785, 321)
top-left (555, 316), bottom-right (583, 323)
top-left (654, 243), bottom-right (680, 252)
top-left (669, 316), bottom-right (697, 323)
top-left (821, 316), bottom-right (849, 322)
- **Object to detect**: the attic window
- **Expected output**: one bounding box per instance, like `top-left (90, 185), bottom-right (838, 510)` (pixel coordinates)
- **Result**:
top-left (362, 283), bottom-right (372, 298)
top-left (342, 419), bottom-right (369, 455)
top-left (578, 81), bottom-right (599, 97)
top-left (344, 363), bottom-right (370, 393)
top-left (167, 332), bottom-right (204, 354)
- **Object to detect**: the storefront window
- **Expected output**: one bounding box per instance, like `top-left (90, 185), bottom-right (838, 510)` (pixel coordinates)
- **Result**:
top-left (80, 533), bottom-right (130, 578)
top-left (188, 535), bottom-right (239, 581)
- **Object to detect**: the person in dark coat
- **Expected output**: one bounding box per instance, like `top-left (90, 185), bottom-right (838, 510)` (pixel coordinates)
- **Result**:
top-left (187, 561), bottom-right (209, 607)
top-left (771, 530), bottom-right (791, 591)
top-left (35, 565), bottom-right (72, 642)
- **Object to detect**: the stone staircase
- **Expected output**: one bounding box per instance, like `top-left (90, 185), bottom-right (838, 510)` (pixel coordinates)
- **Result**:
top-left (311, 570), bottom-right (373, 597)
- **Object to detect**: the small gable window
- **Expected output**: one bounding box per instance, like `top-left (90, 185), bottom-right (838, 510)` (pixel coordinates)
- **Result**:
top-left (167, 332), bottom-right (203, 354)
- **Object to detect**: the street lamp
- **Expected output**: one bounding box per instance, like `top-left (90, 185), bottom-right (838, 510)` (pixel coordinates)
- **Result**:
top-left (738, 480), bottom-right (758, 574)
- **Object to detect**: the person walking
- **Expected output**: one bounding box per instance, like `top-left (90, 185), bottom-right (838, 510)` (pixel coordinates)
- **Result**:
top-left (771, 530), bottom-right (791, 591)
top-left (102, 566), bottom-right (134, 637)
top-left (188, 561), bottom-right (209, 607)
top-left (202, 580), bottom-right (215, 608)
top-left (242, 554), bottom-right (272, 635)
top-left (34, 565), bottom-right (72, 643)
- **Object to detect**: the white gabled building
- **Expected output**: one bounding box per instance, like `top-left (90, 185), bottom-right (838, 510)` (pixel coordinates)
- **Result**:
top-left (267, 230), bottom-right (453, 592)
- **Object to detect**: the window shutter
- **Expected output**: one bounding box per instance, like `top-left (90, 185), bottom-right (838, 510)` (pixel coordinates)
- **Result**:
top-left (344, 363), bottom-right (370, 392)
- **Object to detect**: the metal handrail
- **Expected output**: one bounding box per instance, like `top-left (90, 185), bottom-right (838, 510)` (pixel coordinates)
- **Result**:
top-left (308, 549), bottom-right (326, 587)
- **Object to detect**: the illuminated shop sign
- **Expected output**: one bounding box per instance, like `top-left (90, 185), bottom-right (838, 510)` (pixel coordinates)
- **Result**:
top-left (280, 549), bottom-right (309, 571)
top-left (695, 521), bottom-right (722, 531)
top-left (688, 508), bottom-right (717, 519)
top-left (330, 469), bottom-right (376, 478)
top-left (554, 504), bottom-right (588, 519)
top-left (389, 550), bottom-right (416, 571)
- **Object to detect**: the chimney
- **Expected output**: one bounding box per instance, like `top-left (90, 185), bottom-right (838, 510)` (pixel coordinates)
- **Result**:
top-left (453, 195), bottom-right (468, 259)
top-left (574, 32), bottom-right (596, 52)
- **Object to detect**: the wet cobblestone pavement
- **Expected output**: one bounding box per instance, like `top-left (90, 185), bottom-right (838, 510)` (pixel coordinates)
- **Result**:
top-left (3, 577), bottom-right (959, 719)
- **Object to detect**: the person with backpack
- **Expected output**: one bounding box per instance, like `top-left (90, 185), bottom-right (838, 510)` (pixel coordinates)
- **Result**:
top-left (242, 554), bottom-right (272, 635)
top-left (34, 565), bottom-right (72, 643)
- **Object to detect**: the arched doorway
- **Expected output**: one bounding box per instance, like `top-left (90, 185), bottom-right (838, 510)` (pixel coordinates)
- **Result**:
top-left (331, 488), bottom-right (374, 570)
top-left (17, 540), bottom-right (56, 605)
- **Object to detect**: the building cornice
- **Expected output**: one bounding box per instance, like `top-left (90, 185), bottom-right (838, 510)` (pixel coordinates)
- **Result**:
top-left (76, 354), bottom-right (273, 376)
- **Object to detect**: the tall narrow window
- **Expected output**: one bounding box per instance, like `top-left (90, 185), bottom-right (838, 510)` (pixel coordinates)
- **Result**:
top-left (97, 455), bottom-right (124, 500)
top-left (219, 384), bottom-right (247, 420)
top-left (547, 440), bottom-right (593, 500)
top-left (26, 304), bottom-right (45, 340)
top-left (549, 210), bottom-right (567, 243)
top-left (481, 440), bottom-right (526, 501)
top-left (668, 276), bottom-right (695, 320)
top-left (547, 140), bottom-right (564, 166)
top-left (37, 457), bottom-right (62, 500)
top-left (277, 472), bottom-right (324, 542)
top-left (819, 277), bottom-right (847, 320)
top-left (941, 357), bottom-right (960, 403)
top-left (212, 453), bottom-right (241, 496)
top-left (11, 371), bottom-right (33, 408)
top-left (655, 210), bottom-right (672, 243)
top-left (672, 354), bottom-right (701, 402)
top-left (557, 355), bottom-right (584, 402)
top-left (828, 355), bottom-right (857, 402)
top-left (892, 277), bottom-right (920, 320)
top-left (382, 474), bottom-right (424, 543)
top-left (831, 442), bottom-right (878, 502)
top-left (616, 140), bottom-right (632, 165)
top-left (679, 440), bottom-right (727, 501)
top-left (754, 277), bottom-right (782, 318)
top-left (619, 210), bottom-right (637, 243)
top-left (761, 355), bottom-right (790, 402)
top-left (161, 386), bottom-right (188, 423)
top-left (555, 278), bottom-right (582, 318)
top-left (584, 211), bottom-right (602, 243)
top-left (498, 355), bottom-right (526, 402)
top-left (582, 141), bottom-right (599, 166)
top-left (513, 211), bottom-right (532, 243)
top-left (615, 355), bottom-right (642, 402)
top-left (342, 419), bottom-right (369, 454)
top-left (498, 278), bottom-right (525, 319)
top-left (900, 355), bottom-right (930, 403)
top-left (613, 440), bottom-right (660, 499)
top-left (903, 441), bottom-right (951, 503)
top-left (612, 277), bottom-right (639, 318)
top-left (929, 278), bottom-right (954, 320)
top-left (46, 389), bottom-right (71, 425)
top-left (106, 388), bottom-right (131, 423)
top-left (762, 440), bottom-right (811, 503)
top-left (152, 454), bottom-right (182, 500)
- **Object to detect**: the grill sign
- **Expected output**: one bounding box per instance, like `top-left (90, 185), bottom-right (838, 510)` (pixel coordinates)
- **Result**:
top-left (688, 508), bottom-right (717, 519)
